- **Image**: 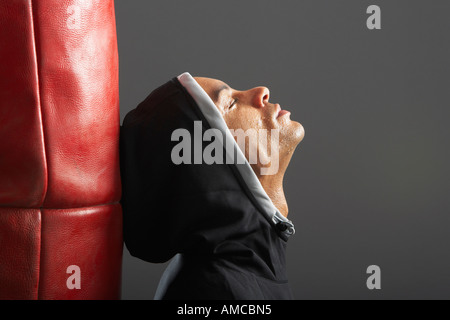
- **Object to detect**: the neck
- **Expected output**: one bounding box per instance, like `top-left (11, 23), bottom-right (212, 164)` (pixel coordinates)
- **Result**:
top-left (257, 171), bottom-right (288, 218)
top-left (252, 149), bottom-right (295, 218)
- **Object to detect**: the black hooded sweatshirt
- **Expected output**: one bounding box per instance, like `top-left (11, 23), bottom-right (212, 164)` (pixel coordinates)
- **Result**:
top-left (119, 72), bottom-right (296, 300)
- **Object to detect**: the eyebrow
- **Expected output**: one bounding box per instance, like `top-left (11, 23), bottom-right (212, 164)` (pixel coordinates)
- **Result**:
top-left (212, 84), bottom-right (231, 102)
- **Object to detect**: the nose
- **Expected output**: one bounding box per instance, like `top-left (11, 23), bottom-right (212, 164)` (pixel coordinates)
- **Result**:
top-left (250, 87), bottom-right (270, 108)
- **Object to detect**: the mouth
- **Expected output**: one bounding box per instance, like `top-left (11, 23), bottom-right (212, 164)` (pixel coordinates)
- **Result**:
top-left (275, 104), bottom-right (291, 119)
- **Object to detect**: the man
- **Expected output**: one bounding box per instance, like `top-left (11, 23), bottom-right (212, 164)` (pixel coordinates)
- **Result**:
top-left (119, 72), bottom-right (304, 300)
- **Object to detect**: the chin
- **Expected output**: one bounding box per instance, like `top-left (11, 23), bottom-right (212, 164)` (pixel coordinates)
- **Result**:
top-left (290, 121), bottom-right (305, 145)
top-left (278, 115), bottom-right (304, 143)
top-left (279, 121), bottom-right (304, 158)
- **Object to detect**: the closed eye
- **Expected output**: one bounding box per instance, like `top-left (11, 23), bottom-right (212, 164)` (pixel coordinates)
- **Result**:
top-left (229, 99), bottom-right (238, 110)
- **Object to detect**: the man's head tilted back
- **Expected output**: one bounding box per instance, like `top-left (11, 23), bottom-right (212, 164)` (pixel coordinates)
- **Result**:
top-left (119, 72), bottom-right (304, 300)
top-left (194, 76), bottom-right (305, 217)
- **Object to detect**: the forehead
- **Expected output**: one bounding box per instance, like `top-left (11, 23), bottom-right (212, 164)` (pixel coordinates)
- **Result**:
top-left (194, 77), bottom-right (232, 102)
top-left (194, 77), bottom-right (228, 89)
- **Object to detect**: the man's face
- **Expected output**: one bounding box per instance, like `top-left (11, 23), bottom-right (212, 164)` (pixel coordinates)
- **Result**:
top-left (194, 77), bottom-right (304, 174)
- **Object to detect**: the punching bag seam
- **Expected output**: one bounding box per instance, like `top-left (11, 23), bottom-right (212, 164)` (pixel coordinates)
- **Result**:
top-left (28, 0), bottom-right (47, 300)
top-left (0, 200), bottom-right (121, 211)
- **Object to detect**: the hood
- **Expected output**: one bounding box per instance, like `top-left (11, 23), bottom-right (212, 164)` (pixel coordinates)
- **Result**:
top-left (119, 72), bottom-right (295, 264)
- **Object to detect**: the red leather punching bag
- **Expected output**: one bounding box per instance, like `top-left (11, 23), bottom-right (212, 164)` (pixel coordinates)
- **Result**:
top-left (0, 0), bottom-right (123, 299)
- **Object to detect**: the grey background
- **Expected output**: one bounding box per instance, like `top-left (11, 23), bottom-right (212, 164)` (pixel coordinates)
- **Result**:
top-left (115, 0), bottom-right (450, 299)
